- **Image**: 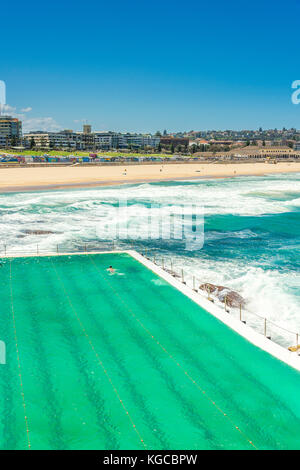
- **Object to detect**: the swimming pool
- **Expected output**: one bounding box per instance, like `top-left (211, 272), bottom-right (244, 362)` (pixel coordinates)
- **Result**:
top-left (1, 252), bottom-right (300, 450)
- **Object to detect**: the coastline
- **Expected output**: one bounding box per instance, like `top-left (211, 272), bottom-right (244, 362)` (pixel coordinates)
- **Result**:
top-left (0, 161), bottom-right (300, 192)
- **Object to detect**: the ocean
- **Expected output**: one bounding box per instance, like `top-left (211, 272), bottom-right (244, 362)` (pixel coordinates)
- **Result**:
top-left (1, 172), bottom-right (299, 341)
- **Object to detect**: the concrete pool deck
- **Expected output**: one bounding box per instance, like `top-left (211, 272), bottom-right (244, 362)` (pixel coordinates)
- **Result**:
top-left (128, 250), bottom-right (300, 373)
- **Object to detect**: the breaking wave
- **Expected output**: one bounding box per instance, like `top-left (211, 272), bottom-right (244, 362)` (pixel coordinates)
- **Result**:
top-left (0, 172), bottom-right (299, 337)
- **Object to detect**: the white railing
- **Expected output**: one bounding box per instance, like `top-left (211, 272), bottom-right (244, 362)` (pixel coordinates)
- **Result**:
top-left (137, 247), bottom-right (300, 353)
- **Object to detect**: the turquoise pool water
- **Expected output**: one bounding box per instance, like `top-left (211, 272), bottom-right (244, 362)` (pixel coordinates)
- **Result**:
top-left (1, 252), bottom-right (300, 450)
top-left (1, 173), bottom-right (299, 337)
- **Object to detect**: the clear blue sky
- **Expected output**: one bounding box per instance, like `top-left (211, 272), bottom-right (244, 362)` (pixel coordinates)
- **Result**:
top-left (2, 0), bottom-right (300, 133)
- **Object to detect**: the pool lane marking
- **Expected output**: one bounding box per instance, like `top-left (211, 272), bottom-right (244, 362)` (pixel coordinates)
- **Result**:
top-left (9, 260), bottom-right (31, 450)
top-left (88, 255), bottom-right (257, 450)
top-left (50, 258), bottom-right (147, 450)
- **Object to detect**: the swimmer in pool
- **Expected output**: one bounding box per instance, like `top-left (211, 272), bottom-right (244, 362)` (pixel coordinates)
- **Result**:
top-left (107, 265), bottom-right (115, 274)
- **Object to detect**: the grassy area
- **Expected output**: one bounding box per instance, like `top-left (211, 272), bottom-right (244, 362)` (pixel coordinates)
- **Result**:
top-left (0, 149), bottom-right (172, 158)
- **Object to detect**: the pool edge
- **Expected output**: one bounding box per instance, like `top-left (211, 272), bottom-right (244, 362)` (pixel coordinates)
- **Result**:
top-left (3, 248), bottom-right (300, 373)
top-left (128, 250), bottom-right (300, 374)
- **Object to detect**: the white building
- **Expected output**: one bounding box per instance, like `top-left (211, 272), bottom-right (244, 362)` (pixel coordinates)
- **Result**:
top-left (24, 130), bottom-right (84, 150)
top-left (0, 115), bottom-right (22, 147)
top-left (24, 128), bottom-right (161, 151)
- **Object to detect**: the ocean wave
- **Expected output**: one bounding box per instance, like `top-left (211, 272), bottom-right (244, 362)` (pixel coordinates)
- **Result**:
top-left (0, 174), bottom-right (299, 338)
top-left (205, 229), bottom-right (258, 241)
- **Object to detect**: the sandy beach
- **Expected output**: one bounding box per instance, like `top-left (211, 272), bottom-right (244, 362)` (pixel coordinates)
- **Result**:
top-left (0, 161), bottom-right (300, 192)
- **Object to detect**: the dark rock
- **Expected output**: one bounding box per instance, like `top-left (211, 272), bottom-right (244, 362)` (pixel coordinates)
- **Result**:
top-left (199, 282), bottom-right (246, 308)
top-left (22, 229), bottom-right (61, 235)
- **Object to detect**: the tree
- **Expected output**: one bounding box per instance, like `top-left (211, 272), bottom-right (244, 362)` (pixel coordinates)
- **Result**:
top-left (30, 137), bottom-right (35, 149)
top-left (11, 136), bottom-right (17, 147)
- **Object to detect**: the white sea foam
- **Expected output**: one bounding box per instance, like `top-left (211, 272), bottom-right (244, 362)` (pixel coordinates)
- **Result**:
top-left (164, 253), bottom-right (300, 345)
top-left (0, 173), bottom-right (299, 338)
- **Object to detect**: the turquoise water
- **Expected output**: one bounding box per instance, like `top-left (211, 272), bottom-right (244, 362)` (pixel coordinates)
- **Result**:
top-left (1, 252), bottom-right (300, 450)
top-left (0, 173), bottom-right (299, 337)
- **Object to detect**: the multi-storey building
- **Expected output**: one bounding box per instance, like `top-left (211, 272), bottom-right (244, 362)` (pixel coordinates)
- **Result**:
top-left (24, 127), bottom-right (161, 151)
top-left (0, 116), bottom-right (22, 147)
top-left (83, 124), bottom-right (91, 134)
top-left (112, 133), bottom-right (160, 149)
top-left (94, 132), bottom-right (114, 150)
top-left (24, 130), bottom-right (84, 150)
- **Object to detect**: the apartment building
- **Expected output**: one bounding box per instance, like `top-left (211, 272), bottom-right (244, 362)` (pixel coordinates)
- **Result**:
top-left (114, 133), bottom-right (160, 149)
top-left (0, 116), bottom-right (22, 147)
top-left (94, 132), bottom-right (114, 150)
top-left (24, 130), bottom-right (84, 150)
top-left (294, 142), bottom-right (300, 151)
top-left (24, 127), bottom-right (161, 151)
